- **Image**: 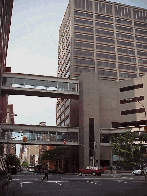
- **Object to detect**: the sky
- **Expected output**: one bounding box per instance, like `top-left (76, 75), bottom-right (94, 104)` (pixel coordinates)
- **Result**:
top-left (7, 0), bottom-right (147, 127)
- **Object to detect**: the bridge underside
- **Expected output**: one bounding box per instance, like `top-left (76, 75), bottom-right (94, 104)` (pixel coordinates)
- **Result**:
top-left (0, 139), bottom-right (79, 145)
top-left (1, 87), bottom-right (79, 99)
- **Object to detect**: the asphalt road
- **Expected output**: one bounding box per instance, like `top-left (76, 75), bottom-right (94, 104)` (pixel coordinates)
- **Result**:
top-left (10, 171), bottom-right (147, 196)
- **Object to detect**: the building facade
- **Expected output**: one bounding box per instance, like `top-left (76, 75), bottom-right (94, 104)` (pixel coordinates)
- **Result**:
top-left (57, 0), bottom-right (147, 128)
top-left (56, 0), bottom-right (147, 169)
top-left (0, 0), bottom-right (13, 124)
top-left (78, 71), bottom-right (147, 168)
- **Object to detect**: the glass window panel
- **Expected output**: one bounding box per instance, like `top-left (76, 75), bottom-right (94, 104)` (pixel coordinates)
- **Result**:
top-left (58, 82), bottom-right (68, 91)
top-left (25, 79), bottom-right (36, 86)
top-left (14, 78), bottom-right (24, 85)
top-left (69, 83), bottom-right (76, 92)
top-left (2, 77), bottom-right (13, 87)
top-left (46, 81), bottom-right (57, 90)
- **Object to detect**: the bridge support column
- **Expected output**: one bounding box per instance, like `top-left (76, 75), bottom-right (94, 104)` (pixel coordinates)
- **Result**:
top-left (79, 72), bottom-right (100, 169)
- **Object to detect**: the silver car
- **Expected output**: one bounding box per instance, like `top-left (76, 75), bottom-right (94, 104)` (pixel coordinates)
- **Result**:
top-left (132, 169), bottom-right (144, 175)
top-left (28, 166), bottom-right (34, 172)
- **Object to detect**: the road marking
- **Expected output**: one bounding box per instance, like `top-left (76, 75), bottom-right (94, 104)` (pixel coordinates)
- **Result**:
top-left (12, 179), bottom-right (20, 180)
top-left (52, 189), bottom-right (90, 192)
top-left (21, 182), bottom-right (33, 183)
top-left (63, 177), bottom-right (136, 181)
top-left (45, 181), bottom-right (68, 183)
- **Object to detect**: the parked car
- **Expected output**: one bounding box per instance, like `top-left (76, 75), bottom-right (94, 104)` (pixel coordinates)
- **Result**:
top-left (10, 166), bottom-right (17, 175)
top-left (17, 166), bottom-right (21, 172)
top-left (0, 156), bottom-right (12, 196)
top-left (34, 165), bottom-right (43, 174)
top-left (132, 169), bottom-right (144, 175)
top-left (28, 166), bottom-right (34, 172)
top-left (56, 169), bottom-right (64, 174)
top-left (77, 166), bottom-right (103, 176)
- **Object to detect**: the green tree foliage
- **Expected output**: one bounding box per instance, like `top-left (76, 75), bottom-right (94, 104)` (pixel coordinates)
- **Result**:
top-left (41, 147), bottom-right (69, 162)
top-left (5, 153), bottom-right (20, 167)
top-left (22, 161), bottom-right (29, 168)
top-left (111, 128), bottom-right (146, 169)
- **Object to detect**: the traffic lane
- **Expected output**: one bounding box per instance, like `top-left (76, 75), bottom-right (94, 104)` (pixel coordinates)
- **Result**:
top-left (11, 178), bottom-right (147, 196)
top-left (12, 173), bottom-right (146, 182)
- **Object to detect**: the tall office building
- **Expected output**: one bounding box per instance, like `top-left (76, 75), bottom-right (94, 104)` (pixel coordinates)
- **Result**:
top-left (56, 0), bottom-right (147, 127)
top-left (0, 0), bottom-right (13, 156)
top-left (0, 0), bottom-right (13, 123)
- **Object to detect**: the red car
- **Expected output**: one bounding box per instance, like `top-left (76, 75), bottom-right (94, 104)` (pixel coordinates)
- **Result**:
top-left (77, 166), bottom-right (103, 176)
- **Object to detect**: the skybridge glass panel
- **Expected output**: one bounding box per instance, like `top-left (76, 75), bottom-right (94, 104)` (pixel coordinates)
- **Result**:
top-left (2, 77), bottom-right (13, 87)
top-left (49, 132), bottom-right (56, 141)
top-left (13, 78), bottom-right (25, 88)
top-left (58, 82), bottom-right (68, 91)
top-left (25, 79), bottom-right (36, 89)
top-left (69, 83), bottom-right (76, 92)
top-left (57, 132), bottom-right (68, 141)
top-left (35, 80), bottom-right (47, 90)
top-left (47, 81), bottom-right (57, 91)
top-left (68, 133), bottom-right (78, 142)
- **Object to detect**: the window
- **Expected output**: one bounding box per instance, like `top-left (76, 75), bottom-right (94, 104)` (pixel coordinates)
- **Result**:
top-left (74, 49), bottom-right (94, 57)
top-left (98, 69), bottom-right (117, 77)
top-left (74, 18), bottom-right (93, 25)
top-left (74, 11), bottom-right (93, 18)
top-left (120, 96), bottom-right (144, 104)
top-left (116, 33), bottom-right (133, 40)
top-left (95, 14), bottom-right (113, 21)
top-left (96, 36), bottom-right (114, 44)
top-left (120, 83), bottom-right (143, 92)
top-left (121, 108), bottom-right (145, 115)
top-left (75, 25), bottom-right (93, 33)
top-left (97, 44), bottom-right (115, 52)
top-left (74, 41), bottom-right (94, 48)
top-left (75, 33), bottom-right (94, 41)
top-left (115, 18), bottom-right (132, 25)
top-left (119, 72), bottom-right (137, 79)
top-left (96, 29), bottom-right (114, 37)
top-left (96, 21), bottom-right (113, 29)
top-left (116, 25), bottom-right (133, 32)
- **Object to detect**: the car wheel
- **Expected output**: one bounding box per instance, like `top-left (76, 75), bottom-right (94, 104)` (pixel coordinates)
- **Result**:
top-left (78, 172), bottom-right (82, 176)
top-left (92, 172), bottom-right (96, 176)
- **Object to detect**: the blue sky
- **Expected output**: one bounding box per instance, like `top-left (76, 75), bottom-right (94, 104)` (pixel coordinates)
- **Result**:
top-left (7, 0), bottom-right (147, 127)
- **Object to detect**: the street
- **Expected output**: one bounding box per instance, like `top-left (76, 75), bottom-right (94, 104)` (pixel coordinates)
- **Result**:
top-left (10, 171), bottom-right (147, 196)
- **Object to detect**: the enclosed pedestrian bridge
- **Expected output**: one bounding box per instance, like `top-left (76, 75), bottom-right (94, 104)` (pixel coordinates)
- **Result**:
top-left (1, 73), bottom-right (79, 99)
top-left (0, 123), bottom-right (79, 146)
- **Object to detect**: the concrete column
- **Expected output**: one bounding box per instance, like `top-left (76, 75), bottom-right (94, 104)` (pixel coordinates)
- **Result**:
top-left (79, 72), bottom-right (100, 169)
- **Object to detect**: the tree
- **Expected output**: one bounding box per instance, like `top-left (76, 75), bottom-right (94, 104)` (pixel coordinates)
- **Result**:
top-left (41, 147), bottom-right (69, 163)
top-left (22, 161), bottom-right (29, 168)
top-left (5, 153), bottom-right (20, 167)
top-left (111, 128), bottom-right (146, 169)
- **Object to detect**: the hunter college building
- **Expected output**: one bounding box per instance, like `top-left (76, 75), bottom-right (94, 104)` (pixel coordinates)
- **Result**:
top-left (56, 0), bottom-right (147, 169)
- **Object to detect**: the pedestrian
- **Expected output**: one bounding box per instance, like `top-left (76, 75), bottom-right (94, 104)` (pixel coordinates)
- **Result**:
top-left (42, 168), bottom-right (48, 181)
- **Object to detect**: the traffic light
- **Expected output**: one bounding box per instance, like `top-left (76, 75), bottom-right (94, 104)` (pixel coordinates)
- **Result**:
top-left (23, 136), bottom-right (25, 142)
top-left (23, 136), bottom-right (27, 142)
top-left (64, 141), bottom-right (66, 145)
